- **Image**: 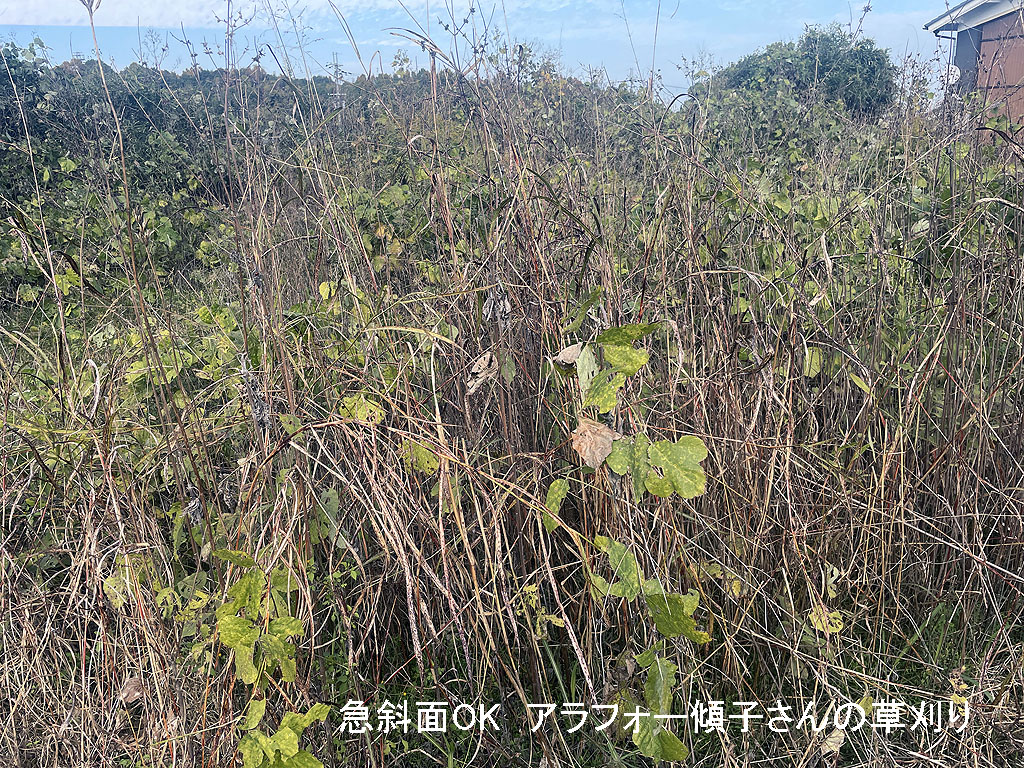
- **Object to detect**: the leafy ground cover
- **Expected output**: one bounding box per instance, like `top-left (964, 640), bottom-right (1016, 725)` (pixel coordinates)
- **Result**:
top-left (2, 19), bottom-right (1024, 768)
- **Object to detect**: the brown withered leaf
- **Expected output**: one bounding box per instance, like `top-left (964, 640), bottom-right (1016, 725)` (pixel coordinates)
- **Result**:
top-left (571, 419), bottom-right (620, 469)
top-left (553, 343), bottom-right (583, 365)
top-left (466, 350), bottom-right (499, 395)
top-left (119, 676), bottom-right (146, 706)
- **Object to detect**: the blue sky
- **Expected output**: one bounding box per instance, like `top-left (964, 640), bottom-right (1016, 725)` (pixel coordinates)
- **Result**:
top-left (0, 1), bottom-right (949, 89)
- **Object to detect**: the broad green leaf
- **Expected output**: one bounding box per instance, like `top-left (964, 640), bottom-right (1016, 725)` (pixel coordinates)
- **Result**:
top-left (281, 704), bottom-right (331, 735)
top-left (657, 729), bottom-right (690, 761)
top-left (318, 281), bottom-right (338, 302)
top-left (545, 479), bottom-right (568, 514)
top-left (501, 356), bottom-right (516, 383)
top-left (631, 713), bottom-right (659, 759)
top-left (269, 616), bottom-right (304, 639)
top-left (214, 549), bottom-right (256, 569)
top-left (270, 726), bottom-right (300, 758)
top-left (645, 590), bottom-right (709, 642)
top-left (402, 439), bottom-right (440, 474)
top-left (642, 578), bottom-right (665, 596)
top-left (602, 343), bottom-right (649, 376)
top-left (803, 347), bottom-right (822, 378)
top-left (583, 369), bottom-right (626, 414)
top-left (589, 572), bottom-right (610, 598)
top-left (607, 434), bottom-right (652, 497)
top-left (596, 323), bottom-right (660, 345)
top-left (218, 615), bottom-right (258, 649)
top-left (648, 437), bottom-right (708, 498)
top-left (340, 393), bottom-right (384, 423)
top-left (234, 641), bottom-right (259, 684)
top-left (284, 751), bottom-right (325, 768)
top-left (644, 655), bottom-right (677, 715)
top-left (239, 734), bottom-right (266, 768)
top-left (594, 535), bottom-right (643, 600)
top-left (575, 344), bottom-right (599, 400)
top-left (319, 488), bottom-right (339, 521)
top-left (644, 471), bottom-right (674, 498)
top-left (771, 192), bottom-right (792, 215)
top-left (606, 439), bottom-right (632, 475)
top-left (242, 698), bottom-right (266, 730)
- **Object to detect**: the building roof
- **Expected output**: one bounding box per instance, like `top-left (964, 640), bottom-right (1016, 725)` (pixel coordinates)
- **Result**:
top-left (925, 0), bottom-right (1024, 33)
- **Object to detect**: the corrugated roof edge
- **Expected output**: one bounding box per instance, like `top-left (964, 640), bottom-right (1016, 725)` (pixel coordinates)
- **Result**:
top-left (924, 0), bottom-right (1022, 33)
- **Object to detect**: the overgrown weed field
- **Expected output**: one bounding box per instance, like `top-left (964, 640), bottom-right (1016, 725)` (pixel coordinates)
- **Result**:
top-left (2, 22), bottom-right (1024, 768)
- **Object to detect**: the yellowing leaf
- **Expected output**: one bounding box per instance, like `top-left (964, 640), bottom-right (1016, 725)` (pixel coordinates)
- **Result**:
top-left (242, 698), bottom-right (266, 730)
top-left (821, 727), bottom-right (845, 755)
top-left (647, 437), bottom-right (708, 498)
top-left (596, 323), bottom-right (660, 344)
top-left (543, 478), bottom-right (568, 532)
top-left (601, 343), bottom-right (649, 376)
top-left (808, 605), bottom-right (844, 634)
top-left (583, 368), bottom-right (626, 413)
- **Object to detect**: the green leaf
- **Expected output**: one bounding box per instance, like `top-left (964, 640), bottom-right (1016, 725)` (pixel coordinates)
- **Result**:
top-left (318, 281), bottom-right (338, 302)
top-left (269, 616), bottom-right (304, 639)
top-left (279, 414), bottom-right (302, 436)
top-left (594, 535), bottom-right (643, 600)
top-left (340, 393), bottom-right (384, 423)
top-left (647, 437), bottom-right (708, 499)
top-left (575, 344), bottom-right (599, 399)
top-left (607, 435), bottom-right (651, 497)
top-left (562, 286), bottom-right (603, 333)
top-left (602, 343), bottom-right (649, 376)
top-left (631, 713), bottom-right (659, 759)
top-left (848, 371), bottom-right (872, 395)
top-left (644, 471), bottom-right (674, 498)
top-left (234, 641), bottom-right (259, 684)
top-left (657, 729), bottom-right (690, 761)
top-left (214, 549), bottom-right (257, 569)
top-left (644, 655), bottom-right (677, 715)
top-left (283, 751), bottom-right (325, 768)
top-left (545, 478), bottom-right (568, 514)
top-left (242, 698), bottom-right (266, 730)
top-left (270, 726), bottom-right (300, 758)
top-left (803, 346), bottom-right (822, 378)
top-left (281, 704), bottom-right (331, 736)
top-left (320, 488), bottom-right (339, 520)
top-left (589, 573), bottom-right (610, 598)
top-left (402, 439), bottom-right (440, 474)
top-left (239, 734), bottom-right (267, 768)
top-left (596, 323), bottom-right (660, 345)
top-left (645, 590), bottom-right (710, 643)
top-left (583, 369), bottom-right (626, 413)
top-left (501, 356), bottom-right (516, 383)
top-left (219, 615), bottom-right (258, 649)
top-left (543, 479), bottom-right (568, 531)
top-left (808, 605), bottom-right (844, 634)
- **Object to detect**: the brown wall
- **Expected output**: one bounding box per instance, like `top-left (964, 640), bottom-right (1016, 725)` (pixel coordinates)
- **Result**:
top-left (977, 11), bottom-right (1024, 121)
